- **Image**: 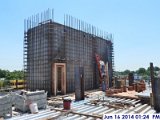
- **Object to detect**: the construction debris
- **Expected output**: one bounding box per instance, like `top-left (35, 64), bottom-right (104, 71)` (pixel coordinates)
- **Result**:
top-left (2, 90), bottom-right (157, 120)
top-left (48, 100), bottom-right (63, 108)
top-left (14, 90), bottom-right (47, 112)
top-left (0, 94), bottom-right (12, 118)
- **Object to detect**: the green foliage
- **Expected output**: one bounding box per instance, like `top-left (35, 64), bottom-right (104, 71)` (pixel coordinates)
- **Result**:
top-left (115, 69), bottom-right (130, 76)
top-left (3, 80), bottom-right (10, 87)
top-left (0, 69), bottom-right (24, 80)
top-left (0, 81), bottom-right (4, 88)
top-left (0, 69), bottom-right (24, 88)
top-left (0, 69), bottom-right (8, 78)
top-left (137, 68), bottom-right (146, 75)
top-left (116, 66), bottom-right (160, 78)
top-left (154, 66), bottom-right (160, 71)
top-left (123, 69), bottom-right (130, 75)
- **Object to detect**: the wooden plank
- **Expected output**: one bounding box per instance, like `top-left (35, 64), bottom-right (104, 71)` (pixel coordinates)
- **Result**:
top-left (51, 108), bottom-right (102, 119)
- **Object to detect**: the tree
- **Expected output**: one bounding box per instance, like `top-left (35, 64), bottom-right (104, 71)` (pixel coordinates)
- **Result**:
top-left (137, 68), bottom-right (146, 76)
top-left (154, 66), bottom-right (160, 71)
top-left (146, 66), bottom-right (159, 76)
top-left (0, 69), bottom-right (7, 78)
top-left (123, 70), bottom-right (130, 75)
top-left (5, 70), bottom-right (24, 80)
top-left (115, 66), bottom-right (160, 79)
top-left (0, 69), bottom-right (24, 80)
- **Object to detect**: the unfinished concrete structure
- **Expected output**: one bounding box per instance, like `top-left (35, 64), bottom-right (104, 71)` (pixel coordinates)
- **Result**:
top-left (24, 9), bottom-right (114, 96)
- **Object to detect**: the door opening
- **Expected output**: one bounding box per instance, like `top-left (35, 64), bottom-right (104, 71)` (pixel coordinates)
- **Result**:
top-left (57, 66), bottom-right (62, 94)
top-left (52, 63), bottom-right (66, 96)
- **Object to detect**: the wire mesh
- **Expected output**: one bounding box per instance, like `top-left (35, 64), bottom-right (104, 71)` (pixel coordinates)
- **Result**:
top-left (24, 9), bottom-right (114, 95)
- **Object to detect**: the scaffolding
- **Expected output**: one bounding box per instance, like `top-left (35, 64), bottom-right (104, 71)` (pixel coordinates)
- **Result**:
top-left (24, 9), bottom-right (114, 95)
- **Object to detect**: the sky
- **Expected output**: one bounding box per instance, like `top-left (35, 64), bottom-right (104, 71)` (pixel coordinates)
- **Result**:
top-left (0, 0), bottom-right (160, 71)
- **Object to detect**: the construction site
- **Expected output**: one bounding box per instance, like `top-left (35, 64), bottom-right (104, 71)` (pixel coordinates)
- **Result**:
top-left (0, 9), bottom-right (160, 120)
top-left (23, 9), bottom-right (114, 96)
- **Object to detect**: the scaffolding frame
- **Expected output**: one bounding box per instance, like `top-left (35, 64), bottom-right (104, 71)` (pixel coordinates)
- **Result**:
top-left (24, 9), bottom-right (114, 95)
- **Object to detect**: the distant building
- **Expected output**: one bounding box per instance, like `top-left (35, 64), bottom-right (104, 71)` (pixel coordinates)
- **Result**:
top-left (134, 73), bottom-right (142, 81)
top-left (24, 10), bottom-right (114, 96)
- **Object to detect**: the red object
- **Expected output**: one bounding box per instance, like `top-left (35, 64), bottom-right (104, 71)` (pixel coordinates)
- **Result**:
top-left (63, 99), bottom-right (71, 110)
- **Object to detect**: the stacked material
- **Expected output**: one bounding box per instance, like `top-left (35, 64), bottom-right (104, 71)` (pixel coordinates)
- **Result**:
top-left (134, 81), bottom-right (146, 92)
top-left (14, 90), bottom-right (47, 112)
top-left (0, 94), bottom-right (12, 117)
top-left (122, 86), bottom-right (127, 92)
top-left (128, 86), bottom-right (133, 91)
top-left (106, 89), bottom-right (114, 96)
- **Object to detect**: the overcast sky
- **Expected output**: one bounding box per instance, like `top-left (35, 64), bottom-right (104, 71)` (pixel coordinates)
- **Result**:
top-left (0, 0), bottom-right (160, 71)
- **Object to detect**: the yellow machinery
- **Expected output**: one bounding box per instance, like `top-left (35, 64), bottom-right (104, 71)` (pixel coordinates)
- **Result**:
top-left (10, 80), bottom-right (25, 89)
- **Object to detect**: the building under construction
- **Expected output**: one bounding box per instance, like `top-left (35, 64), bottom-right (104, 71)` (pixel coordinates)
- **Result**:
top-left (24, 9), bottom-right (114, 96)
